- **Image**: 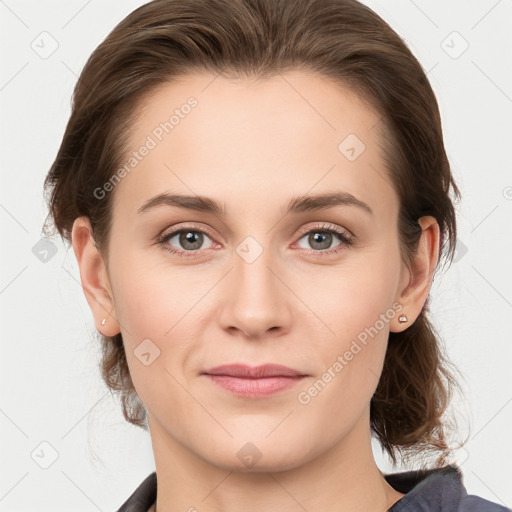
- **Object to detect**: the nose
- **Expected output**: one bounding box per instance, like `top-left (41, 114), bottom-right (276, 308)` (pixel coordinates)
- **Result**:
top-left (217, 244), bottom-right (293, 339)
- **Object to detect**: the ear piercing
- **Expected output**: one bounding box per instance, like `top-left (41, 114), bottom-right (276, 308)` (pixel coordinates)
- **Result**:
top-left (101, 318), bottom-right (106, 325)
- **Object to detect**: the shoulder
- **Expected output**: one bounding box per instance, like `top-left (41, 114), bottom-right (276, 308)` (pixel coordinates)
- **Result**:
top-left (459, 494), bottom-right (511, 512)
top-left (115, 472), bottom-right (157, 512)
top-left (385, 464), bottom-right (510, 512)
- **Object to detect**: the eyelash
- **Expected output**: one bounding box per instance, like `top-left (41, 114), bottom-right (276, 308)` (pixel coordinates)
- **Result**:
top-left (155, 222), bottom-right (354, 259)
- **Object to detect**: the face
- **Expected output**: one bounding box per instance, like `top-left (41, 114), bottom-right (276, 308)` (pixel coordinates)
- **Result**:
top-left (93, 70), bottom-right (413, 471)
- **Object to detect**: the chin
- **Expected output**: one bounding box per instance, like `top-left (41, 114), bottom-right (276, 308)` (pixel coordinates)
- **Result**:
top-left (197, 437), bottom-right (312, 474)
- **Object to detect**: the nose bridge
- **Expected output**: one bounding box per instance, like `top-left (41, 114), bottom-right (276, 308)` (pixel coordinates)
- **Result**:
top-left (236, 244), bottom-right (276, 301)
top-left (218, 236), bottom-right (292, 336)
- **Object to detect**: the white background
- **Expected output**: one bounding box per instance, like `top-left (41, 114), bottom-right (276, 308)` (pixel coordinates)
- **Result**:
top-left (1, 0), bottom-right (511, 510)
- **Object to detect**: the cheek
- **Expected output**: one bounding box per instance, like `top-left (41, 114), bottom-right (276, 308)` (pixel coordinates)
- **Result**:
top-left (109, 251), bottom-right (201, 337)
top-left (293, 254), bottom-right (399, 401)
top-left (107, 255), bottom-right (208, 395)
top-left (297, 292), bottom-right (394, 435)
top-left (295, 256), bottom-right (398, 343)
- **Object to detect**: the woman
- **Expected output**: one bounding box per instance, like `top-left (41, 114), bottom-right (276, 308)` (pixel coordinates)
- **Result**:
top-left (42, 0), bottom-right (509, 510)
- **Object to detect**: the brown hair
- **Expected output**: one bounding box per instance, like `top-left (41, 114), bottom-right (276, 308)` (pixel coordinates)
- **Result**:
top-left (43, 0), bottom-right (463, 466)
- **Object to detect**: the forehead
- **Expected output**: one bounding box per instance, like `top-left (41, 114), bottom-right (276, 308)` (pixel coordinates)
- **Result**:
top-left (111, 69), bottom-right (397, 224)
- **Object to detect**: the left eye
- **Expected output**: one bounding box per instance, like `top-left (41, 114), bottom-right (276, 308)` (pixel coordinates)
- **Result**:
top-left (297, 229), bottom-right (349, 251)
top-left (169, 229), bottom-right (211, 251)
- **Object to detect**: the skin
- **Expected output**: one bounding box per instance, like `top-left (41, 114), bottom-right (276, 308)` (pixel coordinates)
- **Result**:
top-left (72, 70), bottom-right (439, 512)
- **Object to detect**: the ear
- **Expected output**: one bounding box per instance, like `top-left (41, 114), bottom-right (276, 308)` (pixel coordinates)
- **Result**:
top-left (71, 216), bottom-right (120, 336)
top-left (391, 215), bottom-right (440, 333)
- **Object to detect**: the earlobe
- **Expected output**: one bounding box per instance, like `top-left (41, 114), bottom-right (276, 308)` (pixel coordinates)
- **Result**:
top-left (71, 216), bottom-right (120, 336)
top-left (391, 216), bottom-right (440, 333)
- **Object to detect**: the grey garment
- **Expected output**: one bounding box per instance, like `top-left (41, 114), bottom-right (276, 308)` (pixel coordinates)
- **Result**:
top-left (116, 471), bottom-right (156, 512)
top-left (385, 465), bottom-right (510, 511)
top-left (115, 464), bottom-right (510, 512)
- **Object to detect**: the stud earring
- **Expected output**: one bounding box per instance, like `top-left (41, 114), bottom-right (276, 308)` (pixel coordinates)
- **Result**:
top-left (398, 314), bottom-right (408, 324)
top-left (101, 318), bottom-right (106, 326)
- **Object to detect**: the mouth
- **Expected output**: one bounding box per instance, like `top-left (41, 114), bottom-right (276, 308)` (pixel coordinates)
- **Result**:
top-left (202, 363), bottom-right (307, 378)
top-left (201, 364), bottom-right (308, 398)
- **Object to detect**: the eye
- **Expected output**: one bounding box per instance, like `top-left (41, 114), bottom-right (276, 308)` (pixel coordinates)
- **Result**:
top-left (156, 224), bottom-right (215, 257)
top-left (295, 223), bottom-right (354, 255)
top-left (156, 222), bottom-right (354, 259)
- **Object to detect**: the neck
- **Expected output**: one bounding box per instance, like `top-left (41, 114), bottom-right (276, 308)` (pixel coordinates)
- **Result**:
top-left (147, 410), bottom-right (404, 512)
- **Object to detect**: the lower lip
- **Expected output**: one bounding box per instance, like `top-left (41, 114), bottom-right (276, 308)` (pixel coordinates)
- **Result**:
top-left (205, 375), bottom-right (306, 397)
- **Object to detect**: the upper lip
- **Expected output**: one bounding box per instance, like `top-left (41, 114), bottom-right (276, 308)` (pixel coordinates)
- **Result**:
top-left (203, 364), bottom-right (306, 378)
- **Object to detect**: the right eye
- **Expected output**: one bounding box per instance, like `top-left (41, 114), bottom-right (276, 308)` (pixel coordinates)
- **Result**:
top-left (156, 225), bottom-right (217, 257)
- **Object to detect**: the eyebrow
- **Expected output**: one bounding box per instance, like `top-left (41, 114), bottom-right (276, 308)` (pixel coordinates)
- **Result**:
top-left (137, 191), bottom-right (373, 217)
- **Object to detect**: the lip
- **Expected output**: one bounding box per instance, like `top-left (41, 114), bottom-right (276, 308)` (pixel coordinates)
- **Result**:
top-left (202, 363), bottom-right (306, 378)
top-left (202, 364), bottom-right (308, 398)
